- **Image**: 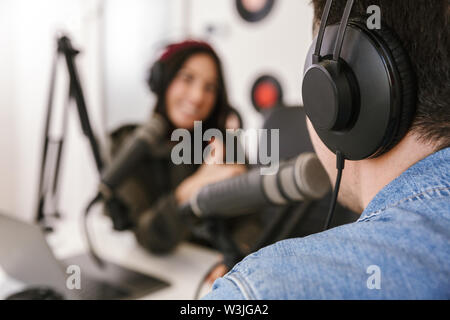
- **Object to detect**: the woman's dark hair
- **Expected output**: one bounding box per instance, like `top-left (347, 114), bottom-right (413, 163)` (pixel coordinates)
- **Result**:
top-left (148, 42), bottom-right (238, 135)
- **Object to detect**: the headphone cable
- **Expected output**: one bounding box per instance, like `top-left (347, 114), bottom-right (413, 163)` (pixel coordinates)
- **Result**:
top-left (324, 151), bottom-right (345, 231)
top-left (83, 193), bottom-right (106, 268)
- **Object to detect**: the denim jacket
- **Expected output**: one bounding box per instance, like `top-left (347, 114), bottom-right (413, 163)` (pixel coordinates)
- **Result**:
top-left (203, 148), bottom-right (450, 299)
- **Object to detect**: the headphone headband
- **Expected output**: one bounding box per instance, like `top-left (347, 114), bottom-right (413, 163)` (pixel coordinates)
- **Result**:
top-left (158, 40), bottom-right (214, 62)
top-left (314, 0), bottom-right (355, 64)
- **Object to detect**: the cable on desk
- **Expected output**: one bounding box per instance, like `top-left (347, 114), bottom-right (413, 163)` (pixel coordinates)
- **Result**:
top-left (83, 193), bottom-right (105, 268)
top-left (193, 260), bottom-right (224, 300)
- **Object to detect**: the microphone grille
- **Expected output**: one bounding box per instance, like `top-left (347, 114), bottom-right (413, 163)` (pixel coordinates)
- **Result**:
top-left (294, 153), bottom-right (331, 199)
top-left (136, 113), bottom-right (168, 145)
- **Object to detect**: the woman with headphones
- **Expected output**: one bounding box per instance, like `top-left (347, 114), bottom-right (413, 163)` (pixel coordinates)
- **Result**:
top-left (106, 40), bottom-right (260, 281)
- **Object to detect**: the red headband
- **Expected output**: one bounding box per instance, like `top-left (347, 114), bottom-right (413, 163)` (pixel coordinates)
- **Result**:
top-left (159, 40), bottom-right (214, 62)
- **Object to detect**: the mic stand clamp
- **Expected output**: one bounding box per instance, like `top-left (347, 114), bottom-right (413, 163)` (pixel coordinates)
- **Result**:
top-left (104, 196), bottom-right (133, 231)
top-left (98, 183), bottom-right (133, 231)
top-left (180, 205), bottom-right (245, 269)
top-left (199, 218), bottom-right (245, 270)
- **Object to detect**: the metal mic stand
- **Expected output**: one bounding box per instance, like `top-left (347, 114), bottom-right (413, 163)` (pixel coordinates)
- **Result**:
top-left (33, 36), bottom-right (172, 296)
top-left (36, 35), bottom-right (104, 231)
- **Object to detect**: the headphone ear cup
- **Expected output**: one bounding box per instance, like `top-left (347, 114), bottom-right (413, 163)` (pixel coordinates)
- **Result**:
top-left (148, 61), bottom-right (164, 95)
top-left (303, 20), bottom-right (417, 160)
top-left (370, 25), bottom-right (417, 154)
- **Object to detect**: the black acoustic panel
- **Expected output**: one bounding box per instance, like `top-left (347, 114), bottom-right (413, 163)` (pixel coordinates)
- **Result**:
top-left (236, 0), bottom-right (276, 23)
top-left (261, 106), bottom-right (314, 161)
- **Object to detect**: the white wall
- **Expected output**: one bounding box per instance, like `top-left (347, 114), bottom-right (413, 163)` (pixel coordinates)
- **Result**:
top-left (103, 0), bottom-right (315, 131)
top-left (0, 0), bottom-right (16, 214)
top-left (187, 0), bottom-right (314, 130)
top-left (103, 0), bottom-right (171, 131)
top-left (0, 0), bottom-right (315, 222)
top-left (0, 0), bottom-right (104, 221)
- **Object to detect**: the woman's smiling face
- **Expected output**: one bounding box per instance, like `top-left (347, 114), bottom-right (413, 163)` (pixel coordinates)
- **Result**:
top-left (165, 53), bottom-right (219, 130)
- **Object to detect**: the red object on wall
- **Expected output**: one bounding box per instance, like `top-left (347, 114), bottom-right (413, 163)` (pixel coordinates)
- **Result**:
top-left (253, 81), bottom-right (279, 109)
top-left (251, 75), bottom-right (283, 112)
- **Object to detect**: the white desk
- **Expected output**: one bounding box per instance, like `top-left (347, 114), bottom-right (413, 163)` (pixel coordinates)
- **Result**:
top-left (46, 211), bottom-right (223, 300)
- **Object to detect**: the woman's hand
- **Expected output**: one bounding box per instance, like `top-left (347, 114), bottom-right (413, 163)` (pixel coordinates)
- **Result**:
top-left (175, 138), bottom-right (247, 204)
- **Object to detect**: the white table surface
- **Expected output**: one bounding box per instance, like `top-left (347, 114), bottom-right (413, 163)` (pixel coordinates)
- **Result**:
top-left (45, 211), bottom-right (223, 300)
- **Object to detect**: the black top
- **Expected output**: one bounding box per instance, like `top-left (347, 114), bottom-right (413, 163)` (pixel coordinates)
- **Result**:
top-left (103, 124), bottom-right (263, 256)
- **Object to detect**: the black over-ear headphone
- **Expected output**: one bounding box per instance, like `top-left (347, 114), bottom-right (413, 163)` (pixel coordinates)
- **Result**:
top-left (302, 0), bottom-right (416, 161)
top-left (148, 58), bottom-right (166, 96)
top-left (302, 0), bottom-right (416, 229)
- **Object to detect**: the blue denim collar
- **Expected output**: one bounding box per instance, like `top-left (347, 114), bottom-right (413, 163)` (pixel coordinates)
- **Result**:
top-left (359, 147), bottom-right (450, 221)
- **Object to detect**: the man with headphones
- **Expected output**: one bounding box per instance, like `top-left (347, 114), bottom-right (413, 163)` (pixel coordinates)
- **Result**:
top-left (204, 0), bottom-right (449, 299)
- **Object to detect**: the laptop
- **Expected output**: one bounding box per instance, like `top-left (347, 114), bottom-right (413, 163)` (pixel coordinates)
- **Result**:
top-left (0, 213), bottom-right (169, 300)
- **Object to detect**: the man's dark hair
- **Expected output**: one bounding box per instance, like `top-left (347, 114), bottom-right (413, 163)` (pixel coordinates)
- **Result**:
top-left (311, 0), bottom-right (450, 150)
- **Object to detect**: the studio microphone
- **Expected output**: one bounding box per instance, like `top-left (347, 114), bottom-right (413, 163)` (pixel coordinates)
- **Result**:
top-left (98, 113), bottom-right (168, 230)
top-left (187, 152), bottom-right (331, 218)
top-left (100, 114), bottom-right (168, 191)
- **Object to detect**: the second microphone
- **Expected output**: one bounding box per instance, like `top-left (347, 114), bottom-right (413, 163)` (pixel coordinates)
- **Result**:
top-left (187, 152), bottom-right (331, 219)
